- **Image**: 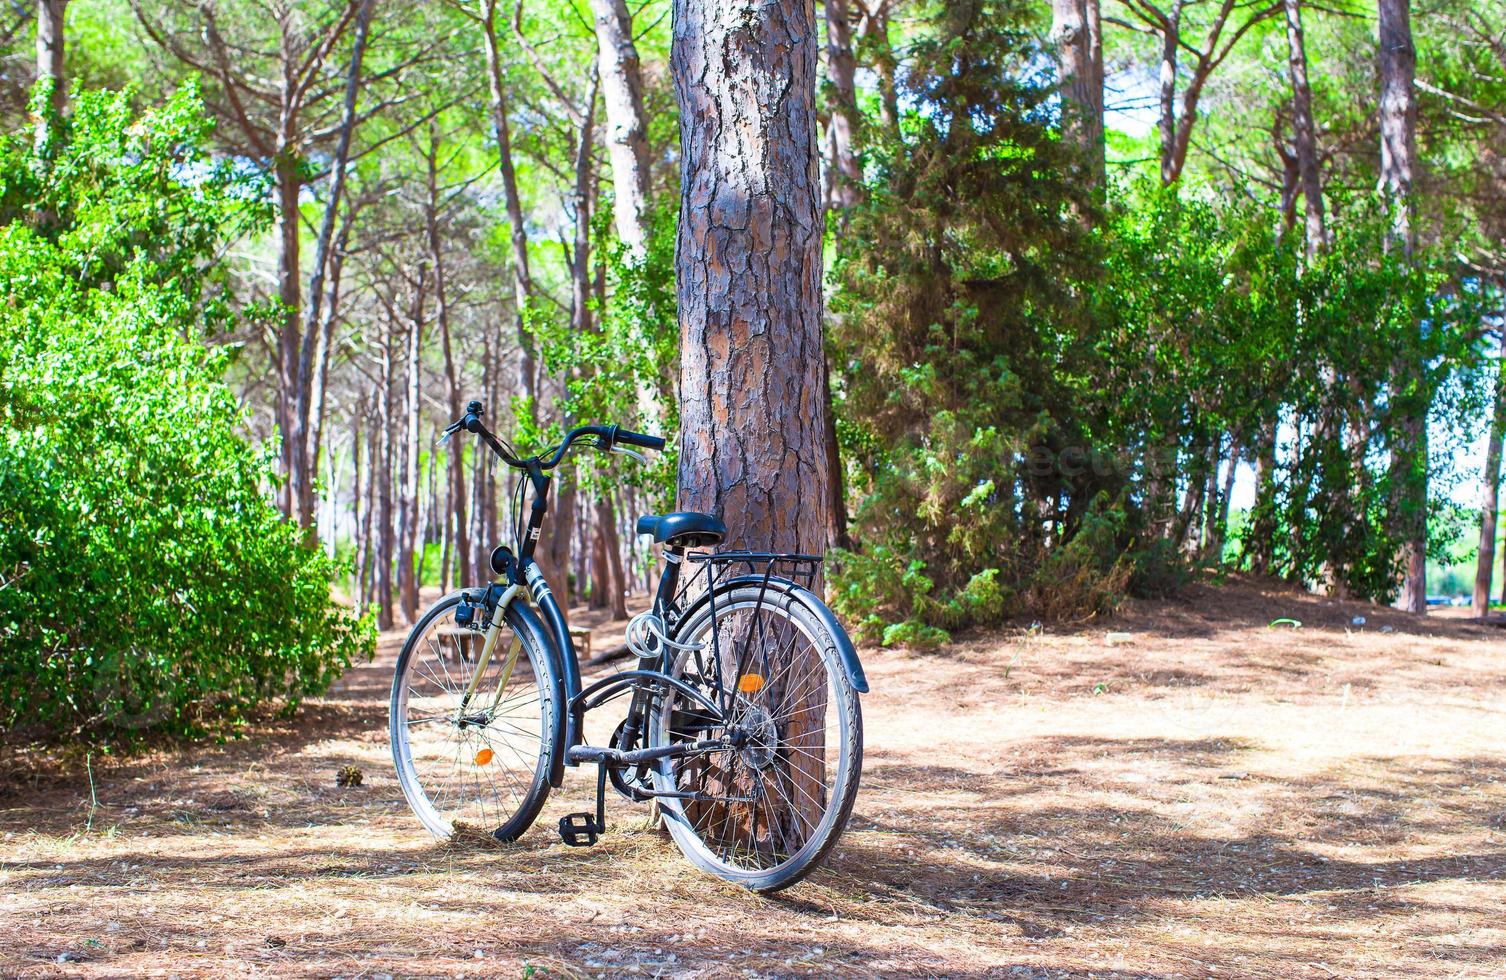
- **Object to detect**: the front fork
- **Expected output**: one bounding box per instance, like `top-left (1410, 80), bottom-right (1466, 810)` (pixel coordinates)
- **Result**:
top-left (457, 583), bottom-right (524, 720)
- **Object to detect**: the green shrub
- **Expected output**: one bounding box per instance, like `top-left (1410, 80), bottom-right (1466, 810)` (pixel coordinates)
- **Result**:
top-left (0, 84), bottom-right (373, 743)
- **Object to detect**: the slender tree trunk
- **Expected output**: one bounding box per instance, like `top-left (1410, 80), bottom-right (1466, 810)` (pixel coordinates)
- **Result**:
top-left (822, 355), bottom-right (851, 551)
top-left (589, 0), bottom-right (652, 254)
top-left (1475, 347), bottom-right (1506, 618)
top-left (822, 0), bottom-right (861, 210)
top-left (1208, 442), bottom-right (1239, 563)
top-left (34, 0), bottom-right (66, 148)
top-left (545, 84), bottom-right (601, 623)
top-left (673, 0), bottom-right (830, 841)
top-left (398, 273), bottom-right (426, 624)
top-left (426, 124), bottom-right (471, 591)
top-left (1247, 419), bottom-right (1278, 575)
top-left (299, 0), bottom-right (373, 530)
top-left (274, 149), bottom-right (306, 524)
top-left (596, 496), bottom-right (628, 618)
top-left (1378, 0), bottom-right (1426, 613)
top-left (351, 418), bottom-right (363, 601)
top-left (856, 0), bottom-right (898, 136)
top-left (377, 330), bottom-right (397, 630)
top-left (1051, 0), bottom-right (1105, 189)
top-left (1156, 6), bottom-right (1181, 185)
top-left (310, 208), bottom-right (354, 482)
top-left (1282, 0), bottom-right (1325, 258)
top-left (479, 0), bottom-right (537, 406)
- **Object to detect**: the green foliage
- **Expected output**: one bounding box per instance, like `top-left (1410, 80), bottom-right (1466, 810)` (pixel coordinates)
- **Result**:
top-left (828, 0), bottom-right (1135, 642)
top-left (523, 205), bottom-right (679, 511)
top-left (829, 1), bottom-right (1489, 641)
top-left (0, 84), bottom-right (372, 743)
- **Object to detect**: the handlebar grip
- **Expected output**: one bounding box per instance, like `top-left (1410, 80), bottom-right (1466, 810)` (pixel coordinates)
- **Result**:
top-left (615, 428), bottom-right (665, 452)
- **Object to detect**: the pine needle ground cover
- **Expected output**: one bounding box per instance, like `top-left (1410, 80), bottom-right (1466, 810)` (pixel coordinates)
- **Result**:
top-left (2, 579), bottom-right (1501, 978)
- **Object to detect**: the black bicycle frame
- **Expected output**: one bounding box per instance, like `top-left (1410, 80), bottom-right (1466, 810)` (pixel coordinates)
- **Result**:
top-left (494, 456), bottom-right (698, 788)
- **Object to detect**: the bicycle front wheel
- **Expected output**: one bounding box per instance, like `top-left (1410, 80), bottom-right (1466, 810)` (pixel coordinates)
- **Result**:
top-left (648, 583), bottom-right (863, 892)
top-left (389, 591), bottom-right (560, 842)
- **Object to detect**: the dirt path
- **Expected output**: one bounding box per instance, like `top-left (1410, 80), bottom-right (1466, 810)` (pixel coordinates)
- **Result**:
top-left (3, 579), bottom-right (1504, 978)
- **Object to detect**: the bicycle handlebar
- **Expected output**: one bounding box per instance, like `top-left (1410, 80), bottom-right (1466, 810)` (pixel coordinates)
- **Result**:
top-left (442, 401), bottom-right (664, 470)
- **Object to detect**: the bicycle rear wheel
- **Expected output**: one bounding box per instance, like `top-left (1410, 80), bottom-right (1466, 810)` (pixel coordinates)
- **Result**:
top-left (648, 583), bottom-right (862, 891)
top-left (389, 592), bottom-right (559, 842)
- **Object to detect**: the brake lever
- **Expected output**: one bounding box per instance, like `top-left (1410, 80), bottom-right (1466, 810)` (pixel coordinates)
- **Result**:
top-left (436, 420), bottom-right (462, 445)
top-left (610, 444), bottom-right (646, 465)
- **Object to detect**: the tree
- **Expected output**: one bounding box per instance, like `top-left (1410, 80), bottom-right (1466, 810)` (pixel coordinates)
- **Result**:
top-left (823, 0), bottom-right (862, 209)
top-left (588, 0), bottom-right (653, 256)
top-left (1378, 0), bottom-right (1427, 612)
top-left (468, 0), bottom-right (538, 405)
top-left (1109, 0), bottom-right (1279, 185)
top-left (1476, 333), bottom-right (1505, 617)
top-left (1051, 0), bottom-right (1105, 188)
top-left (132, 0), bottom-right (427, 530)
top-left (672, 0), bottom-right (831, 559)
top-left (34, 0), bottom-right (65, 147)
top-left (1281, 0), bottom-right (1325, 258)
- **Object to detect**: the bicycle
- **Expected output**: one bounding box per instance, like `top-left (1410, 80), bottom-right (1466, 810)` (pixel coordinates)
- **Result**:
top-left (388, 400), bottom-right (867, 892)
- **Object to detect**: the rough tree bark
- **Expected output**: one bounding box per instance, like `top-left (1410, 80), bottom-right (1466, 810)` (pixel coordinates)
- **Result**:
top-left (1282, 0), bottom-right (1325, 258)
top-left (1378, 0), bottom-right (1427, 613)
top-left (673, 0), bottom-right (831, 557)
top-left (1475, 342), bottom-right (1506, 618)
top-left (1051, 0), bottom-right (1105, 188)
top-left (673, 0), bottom-right (832, 841)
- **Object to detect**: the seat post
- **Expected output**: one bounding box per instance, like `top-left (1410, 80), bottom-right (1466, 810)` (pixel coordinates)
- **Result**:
top-left (652, 545), bottom-right (686, 619)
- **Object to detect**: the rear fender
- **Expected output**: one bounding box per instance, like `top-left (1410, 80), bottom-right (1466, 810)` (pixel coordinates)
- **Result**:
top-left (675, 575), bottom-right (869, 694)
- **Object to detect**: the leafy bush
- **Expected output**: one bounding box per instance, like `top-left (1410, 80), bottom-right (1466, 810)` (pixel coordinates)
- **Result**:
top-left (0, 84), bottom-right (373, 742)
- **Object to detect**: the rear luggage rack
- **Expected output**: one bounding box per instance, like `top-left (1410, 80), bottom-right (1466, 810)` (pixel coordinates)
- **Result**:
top-left (675, 550), bottom-right (822, 610)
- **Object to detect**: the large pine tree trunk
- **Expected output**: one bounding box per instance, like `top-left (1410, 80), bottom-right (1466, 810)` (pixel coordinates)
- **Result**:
top-left (673, 0), bottom-right (832, 842)
top-left (673, 0), bottom-right (831, 555)
top-left (1378, 0), bottom-right (1427, 613)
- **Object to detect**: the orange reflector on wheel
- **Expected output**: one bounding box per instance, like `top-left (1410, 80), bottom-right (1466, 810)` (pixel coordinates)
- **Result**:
top-left (474, 748), bottom-right (494, 766)
top-left (737, 673), bottom-right (765, 694)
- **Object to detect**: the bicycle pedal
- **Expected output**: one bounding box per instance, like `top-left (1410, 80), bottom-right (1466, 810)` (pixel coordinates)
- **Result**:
top-left (558, 812), bottom-right (601, 847)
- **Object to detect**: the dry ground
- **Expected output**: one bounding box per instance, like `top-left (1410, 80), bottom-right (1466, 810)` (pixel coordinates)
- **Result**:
top-left (3, 578), bottom-right (1505, 978)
